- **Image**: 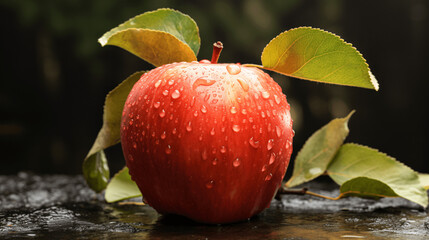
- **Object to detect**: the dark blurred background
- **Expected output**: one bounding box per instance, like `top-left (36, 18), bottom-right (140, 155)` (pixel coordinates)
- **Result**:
top-left (1, 0), bottom-right (428, 176)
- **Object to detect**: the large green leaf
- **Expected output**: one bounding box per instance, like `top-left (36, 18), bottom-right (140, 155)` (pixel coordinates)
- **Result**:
top-left (261, 27), bottom-right (379, 90)
top-left (285, 111), bottom-right (354, 188)
top-left (99, 8), bottom-right (199, 66)
top-left (105, 167), bottom-right (142, 203)
top-left (327, 143), bottom-right (428, 207)
top-left (83, 71), bottom-right (145, 192)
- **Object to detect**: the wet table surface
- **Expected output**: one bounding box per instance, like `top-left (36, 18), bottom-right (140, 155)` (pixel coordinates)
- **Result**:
top-left (1, 172), bottom-right (428, 239)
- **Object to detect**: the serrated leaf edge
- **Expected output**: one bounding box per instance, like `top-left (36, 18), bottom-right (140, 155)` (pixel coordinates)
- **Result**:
top-left (98, 8), bottom-right (200, 56)
top-left (261, 27), bottom-right (379, 91)
top-left (327, 143), bottom-right (428, 207)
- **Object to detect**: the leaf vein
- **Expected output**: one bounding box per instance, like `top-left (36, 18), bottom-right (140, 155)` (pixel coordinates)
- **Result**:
top-left (289, 50), bottom-right (351, 75)
top-left (272, 32), bottom-right (312, 69)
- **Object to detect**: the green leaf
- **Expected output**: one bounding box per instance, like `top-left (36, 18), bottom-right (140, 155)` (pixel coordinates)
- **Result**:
top-left (285, 111), bottom-right (354, 188)
top-left (82, 150), bottom-right (109, 193)
top-left (339, 177), bottom-right (398, 199)
top-left (99, 8), bottom-right (199, 66)
top-left (83, 71), bottom-right (145, 192)
top-left (419, 173), bottom-right (429, 190)
top-left (105, 167), bottom-right (142, 203)
top-left (327, 143), bottom-right (428, 207)
top-left (261, 27), bottom-right (379, 90)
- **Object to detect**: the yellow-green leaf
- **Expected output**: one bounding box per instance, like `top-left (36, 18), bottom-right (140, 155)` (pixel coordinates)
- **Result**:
top-left (285, 111), bottom-right (354, 188)
top-left (261, 27), bottom-right (379, 90)
top-left (83, 71), bottom-right (145, 192)
top-left (105, 167), bottom-right (142, 203)
top-left (99, 8), bottom-right (199, 66)
top-left (102, 29), bottom-right (197, 67)
top-left (327, 144), bottom-right (428, 207)
top-left (419, 173), bottom-right (429, 190)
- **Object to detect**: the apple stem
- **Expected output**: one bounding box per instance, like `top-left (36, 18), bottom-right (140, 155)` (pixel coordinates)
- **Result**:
top-left (276, 186), bottom-right (339, 201)
top-left (211, 41), bottom-right (223, 64)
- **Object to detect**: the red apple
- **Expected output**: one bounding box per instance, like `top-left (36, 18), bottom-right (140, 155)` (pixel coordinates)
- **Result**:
top-left (120, 42), bottom-right (293, 224)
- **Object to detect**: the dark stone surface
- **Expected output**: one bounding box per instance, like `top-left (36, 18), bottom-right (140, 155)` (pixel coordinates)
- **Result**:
top-left (1, 173), bottom-right (428, 239)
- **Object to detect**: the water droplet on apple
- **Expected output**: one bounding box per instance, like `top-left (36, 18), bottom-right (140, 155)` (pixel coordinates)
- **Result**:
top-left (220, 146), bottom-right (227, 153)
top-left (201, 105), bottom-right (207, 113)
top-left (128, 154), bottom-right (134, 162)
top-left (190, 96), bottom-right (196, 107)
top-left (274, 94), bottom-right (281, 104)
top-left (241, 109), bottom-right (247, 114)
top-left (254, 93), bottom-right (259, 99)
top-left (264, 173), bottom-right (273, 181)
top-left (160, 131), bottom-right (166, 139)
top-left (261, 91), bottom-right (270, 99)
top-left (286, 139), bottom-right (292, 149)
top-left (212, 158), bottom-right (218, 165)
top-left (226, 64), bottom-right (241, 75)
top-left (159, 109), bottom-right (166, 118)
top-left (249, 137), bottom-right (260, 149)
top-left (269, 153), bottom-right (276, 165)
top-left (232, 125), bottom-right (240, 132)
top-left (233, 158), bottom-right (241, 167)
top-left (199, 59), bottom-right (211, 64)
top-left (168, 79), bottom-right (175, 85)
top-left (165, 145), bottom-right (172, 154)
top-left (186, 122), bottom-right (192, 132)
top-left (192, 78), bottom-right (216, 90)
top-left (204, 94), bottom-right (211, 102)
top-left (210, 128), bottom-right (215, 135)
top-left (201, 149), bottom-right (208, 160)
top-left (272, 109), bottom-right (277, 116)
top-left (261, 112), bottom-right (266, 118)
top-left (236, 78), bottom-right (249, 92)
top-left (276, 126), bottom-right (282, 137)
top-left (155, 80), bottom-right (162, 88)
top-left (162, 90), bottom-right (169, 96)
top-left (205, 180), bottom-right (215, 189)
top-left (230, 106), bottom-right (237, 114)
top-left (153, 102), bottom-right (161, 109)
top-left (194, 111), bottom-right (198, 117)
top-left (172, 128), bottom-right (177, 135)
top-left (171, 89), bottom-right (181, 99)
top-left (267, 139), bottom-right (274, 150)
top-left (132, 142), bottom-right (137, 149)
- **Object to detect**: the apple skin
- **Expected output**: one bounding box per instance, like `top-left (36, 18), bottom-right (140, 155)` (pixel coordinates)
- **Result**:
top-left (121, 60), bottom-right (293, 224)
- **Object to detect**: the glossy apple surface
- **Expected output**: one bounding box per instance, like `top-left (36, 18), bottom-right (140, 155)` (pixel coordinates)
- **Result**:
top-left (121, 60), bottom-right (293, 223)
